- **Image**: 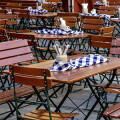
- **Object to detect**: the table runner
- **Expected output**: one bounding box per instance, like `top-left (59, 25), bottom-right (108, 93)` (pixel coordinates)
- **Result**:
top-left (50, 54), bottom-right (109, 71)
top-left (34, 28), bottom-right (83, 35)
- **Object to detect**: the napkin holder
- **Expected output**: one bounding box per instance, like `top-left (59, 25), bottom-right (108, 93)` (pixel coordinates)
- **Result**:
top-left (59, 18), bottom-right (70, 30)
top-left (82, 3), bottom-right (88, 14)
top-left (91, 9), bottom-right (96, 14)
top-left (36, 2), bottom-right (42, 9)
top-left (56, 54), bottom-right (68, 63)
top-left (102, 0), bottom-right (107, 6)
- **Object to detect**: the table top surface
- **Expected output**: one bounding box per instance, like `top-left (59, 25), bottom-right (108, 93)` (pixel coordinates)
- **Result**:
top-left (27, 54), bottom-right (120, 84)
top-left (30, 12), bottom-right (57, 18)
top-left (22, 31), bottom-right (90, 40)
top-left (111, 18), bottom-right (120, 22)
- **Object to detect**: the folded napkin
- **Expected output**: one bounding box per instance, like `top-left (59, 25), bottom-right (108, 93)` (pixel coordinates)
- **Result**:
top-left (95, 1), bottom-right (102, 4)
top-left (34, 29), bottom-right (83, 35)
top-left (50, 54), bottom-right (109, 71)
top-left (30, 8), bottom-right (48, 14)
top-left (43, 2), bottom-right (56, 5)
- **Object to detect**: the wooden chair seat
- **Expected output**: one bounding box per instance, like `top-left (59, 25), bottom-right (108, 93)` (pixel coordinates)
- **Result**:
top-left (22, 109), bottom-right (79, 120)
top-left (93, 83), bottom-right (120, 89)
top-left (0, 81), bottom-right (61, 104)
top-left (37, 46), bottom-right (54, 51)
top-left (103, 102), bottom-right (120, 118)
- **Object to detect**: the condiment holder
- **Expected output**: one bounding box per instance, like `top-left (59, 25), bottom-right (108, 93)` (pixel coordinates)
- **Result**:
top-left (82, 3), bottom-right (88, 14)
top-left (102, 0), bottom-right (107, 6)
top-left (53, 44), bottom-right (70, 63)
top-left (91, 9), bottom-right (96, 14)
top-left (59, 18), bottom-right (70, 30)
top-left (36, 2), bottom-right (42, 9)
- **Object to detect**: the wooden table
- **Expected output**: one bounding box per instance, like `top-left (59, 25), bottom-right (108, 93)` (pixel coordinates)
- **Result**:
top-left (22, 32), bottom-right (90, 59)
top-left (27, 54), bottom-right (120, 119)
top-left (30, 12), bottom-right (57, 18)
top-left (30, 12), bottom-right (57, 28)
top-left (111, 18), bottom-right (120, 37)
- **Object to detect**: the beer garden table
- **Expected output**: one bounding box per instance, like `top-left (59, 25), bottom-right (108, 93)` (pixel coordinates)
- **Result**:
top-left (26, 54), bottom-right (120, 119)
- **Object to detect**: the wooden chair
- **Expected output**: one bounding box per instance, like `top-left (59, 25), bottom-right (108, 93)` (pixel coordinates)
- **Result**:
top-left (80, 16), bottom-right (105, 34)
top-left (97, 6), bottom-right (118, 17)
top-left (0, 14), bottom-right (18, 32)
top-left (41, 3), bottom-right (56, 12)
top-left (8, 32), bottom-right (40, 62)
top-left (99, 25), bottom-right (115, 36)
top-left (12, 8), bottom-right (30, 30)
top-left (0, 19), bottom-right (6, 29)
top-left (0, 39), bottom-right (62, 119)
top-left (5, 2), bottom-right (22, 10)
top-left (11, 65), bottom-right (79, 120)
top-left (88, 35), bottom-right (112, 56)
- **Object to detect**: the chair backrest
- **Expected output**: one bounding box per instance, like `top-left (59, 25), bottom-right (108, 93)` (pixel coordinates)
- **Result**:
top-left (89, 35), bottom-right (113, 55)
top-left (5, 2), bottom-right (22, 10)
top-left (11, 65), bottom-right (52, 87)
top-left (89, 35), bottom-right (112, 49)
top-left (11, 64), bottom-right (52, 120)
top-left (99, 25), bottom-right (115, 36)
top-left (12, 8), bottom-right (30, 19)
top-left (97, 10), bottom-right (118, 16)
top-left (98, 6), bottom-right (118, 11)
top-left (8, 32), bottom-right (39, 62)
top-left (110, 39), bottom-right (120, 55)
top-left (0, 29), bottom-right (9, 42)
top-left (80, 17), bottom-right (104, 34)
top-left (0, 14), bottom-right (18, 32)
top-left (8, 32), bottom-right (37, 46)
top-left (0, 40), bottom-right (34, 67)
top-left (0, 19), bottom-right (6, 29)
top-left (42, 3), bottom-right (56, 12)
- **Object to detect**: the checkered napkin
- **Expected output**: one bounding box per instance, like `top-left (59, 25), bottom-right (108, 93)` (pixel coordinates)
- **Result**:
top-left (95, 1), bottom-right (102, 4)
top-left (43, 2), bottom-right (56, 5)
top-left (50, 54), bottom-right (109, 71)
top-left (80, 13), bottom-right (111, 27)
top-left (30, 8), bottom-right (48, 14)
top-left (34, 29), bottom-right (83, 35)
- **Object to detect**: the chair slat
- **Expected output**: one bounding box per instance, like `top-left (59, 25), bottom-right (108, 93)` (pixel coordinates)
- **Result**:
top-left (0, 46), bottom-right (31, 59)
top-left (13, 65), bottom-right (51, 77)
top-left (0, 53), bottom-right (33, 67)
top-left (0, 40), bottom-right (28, 51)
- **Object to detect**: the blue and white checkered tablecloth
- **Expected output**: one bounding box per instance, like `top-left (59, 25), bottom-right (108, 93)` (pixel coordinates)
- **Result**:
top-left (50, 54), bottom-right (109, 71)
top-left (95, 1), bottom-right (102, 4)
top-left (34, 28), bottom-right (83, 35)
top-left (80, 13), bottom-right (111, 27)
top-left (42, 2), bottom-right (56, 5)
top-left (30, 8), bottom-right (48, 14)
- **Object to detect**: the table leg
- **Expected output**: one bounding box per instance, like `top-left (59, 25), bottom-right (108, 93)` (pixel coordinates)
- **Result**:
top-left (55, 84), bottom-right (72, 112)
top-left (84, 69), bottom-right (117, 120)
